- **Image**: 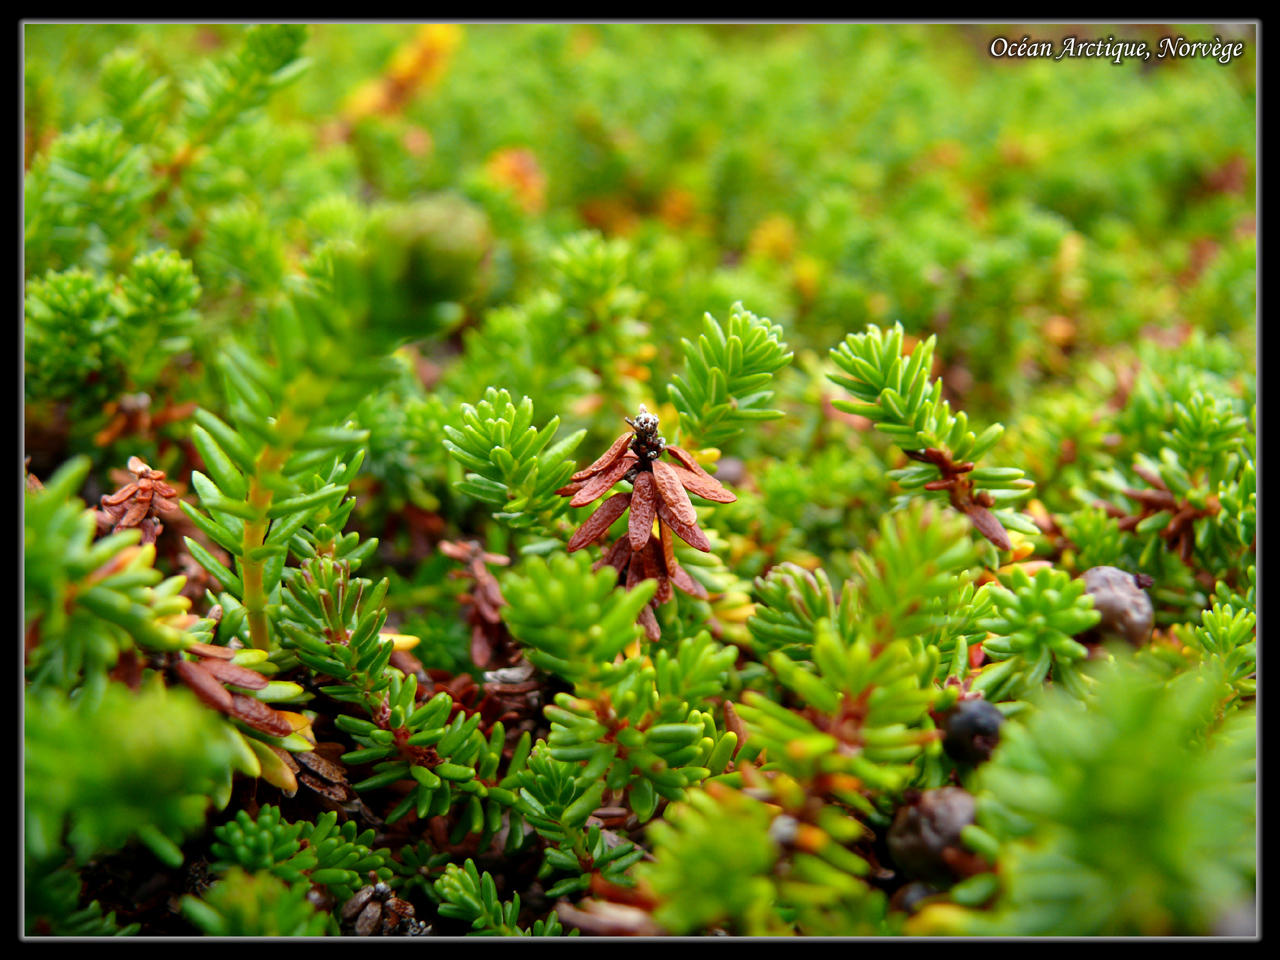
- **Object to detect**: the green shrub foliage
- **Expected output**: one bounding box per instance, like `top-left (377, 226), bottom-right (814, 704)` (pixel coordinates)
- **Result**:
top-left (25, 23), bottom-right (1254, 938)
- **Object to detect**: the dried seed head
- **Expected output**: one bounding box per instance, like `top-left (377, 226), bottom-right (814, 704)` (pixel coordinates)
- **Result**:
top-left (627, 403), bottom-right (660, 436)
top-left (1076, 565), bottom-right (1154, 647)
top-left (626, 404), bottom-right (666, 461)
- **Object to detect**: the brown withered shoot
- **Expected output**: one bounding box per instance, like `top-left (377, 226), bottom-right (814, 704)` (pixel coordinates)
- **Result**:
top-left (1092, 463), bottom-right (1219, 569)
top-left (906, 446), bottom-right (1013, 552)
top-left (558, 405), bottom-right (736, 639)
top-left (96, 456), bottom-right (179, 545)
top-left (438, 539), bottom-right (517, 669)
top-left (174, 642), bottom-right (295, 739)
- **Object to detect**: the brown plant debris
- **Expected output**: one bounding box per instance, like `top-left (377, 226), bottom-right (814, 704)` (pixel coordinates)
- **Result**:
top-left (1093, 464), bottom-right (1220, 568)
top-left (560, 405), bottom-right (732, 639)
top-left (438, 539), bottom-right (521, 670)
top-left (905, 446), bottom-right (1014, 551)
top-left (96, 456), bottom-right (179, 545)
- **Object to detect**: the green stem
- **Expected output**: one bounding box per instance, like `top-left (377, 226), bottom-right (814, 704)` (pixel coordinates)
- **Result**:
top-left (241, 447), bottom-right (287, 651)
top-left (239, 403), bottom-right (311, 650)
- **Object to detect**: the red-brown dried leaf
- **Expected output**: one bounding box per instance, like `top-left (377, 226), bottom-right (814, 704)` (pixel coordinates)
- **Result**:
top-left (109, 647), bottom-right (144, 691)
top-left (485, 679), bottom-right (541, 695)
top-left (594, 535), bottom-right (632, 574)
top-left (298, 771), bottom-right (352, 803)
top-left (1132, 464), bottom-right (1170, 492)
top-left (651, 459), bottom-right (697, 526)
top-left (1162, 505), bottom-right (1197, 538)
top-left (271, 745), bottom-right (301, 773)
top-left (667, 463), bottom-right (736, 503)
top-left (175, 659), bottom-right (234, 713)
top-left (570, 454), bottom-right (638, 508)
top-left (665, 445), bottom-right (712, 478)
top-left (626, 550), bottom-right (646, 591)
top-left (964, 503), bottom-right (1013, 551)
top-left (185, 641), bottom-right (238, 660)
top-left (568, 491), bottom-right (632, 552)
top-left (654, 496), bottom-right (711, 552)
top-left (1178, 528), bottom-right (1195, 566)
top-left (643, 538), bottom-right (672, 603)
top-left (115, 498), bottom-right (153, 530)
top-left (571, 432), bottom-right (634, 482)
top-left (437, 540), bottom-right (473, 562)
top-left (473, 579), bottom-right (504, 623)
top-left (660, 517), bottom-right (678, 569)
top-left (198, 657), bottom-right (268, 690)
top-left (637, 604), bottom-right (661, 641)
top-left (668, 556), bottom-right (708, 599)
top-left (1092, 499), bottom-right (1129, 519)
top-left (471, 624), bottom-right (494, 670)
top-left (297, 750), bottom-right (346, 781)
top-left (229, 694), bottom-right (293, 737)
top-left (628, 470), bottom-right (658, 551)
top-left (100, 483), bottom-right (140, 506)
top-left (382, 898), bottom-right (415, 934)
top-left (722, 700), bottom-right (747, 757)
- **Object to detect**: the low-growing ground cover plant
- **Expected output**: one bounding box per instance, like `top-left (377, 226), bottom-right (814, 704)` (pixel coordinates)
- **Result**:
top-left (24, 23), bottom-right (1255, 937)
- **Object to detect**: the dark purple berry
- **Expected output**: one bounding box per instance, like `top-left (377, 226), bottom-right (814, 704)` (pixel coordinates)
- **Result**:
top-left (887, 787), bottom-right (978, 886)
top-left (940, 698), bottom-right (1005, 765)
top-left (1076, 565), bottom-right (1155, 647)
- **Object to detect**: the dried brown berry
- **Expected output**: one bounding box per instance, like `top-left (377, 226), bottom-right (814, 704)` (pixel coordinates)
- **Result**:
top-left (887, 787), bottom-right (981, 886)
top-left (1076, 565), bottom-right (1155, 647)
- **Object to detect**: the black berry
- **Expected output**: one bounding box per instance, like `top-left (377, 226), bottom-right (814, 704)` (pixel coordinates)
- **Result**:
top-left (887, 787), bottom-right (977, 886)
top-left (940, 698), bottom-right (1005, 765)
top-left (1076, 565), bottom-right (1155, 647)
